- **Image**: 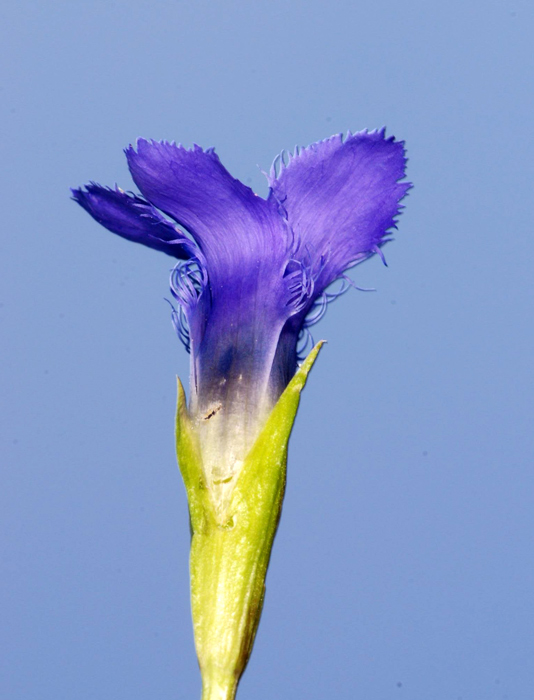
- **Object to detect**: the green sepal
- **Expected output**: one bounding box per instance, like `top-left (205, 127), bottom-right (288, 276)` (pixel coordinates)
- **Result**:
top-left (175, 378), bottom-right (211, 535)
top-left (176, 342), bottom-right (323, 700)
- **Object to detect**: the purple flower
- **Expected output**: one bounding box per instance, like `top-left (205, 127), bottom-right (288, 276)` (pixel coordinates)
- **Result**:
top-left (73, 130), bottom-right (410, 482)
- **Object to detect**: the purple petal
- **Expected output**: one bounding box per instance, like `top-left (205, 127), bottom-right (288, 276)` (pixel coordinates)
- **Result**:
top-left (268, 130), bottom-right (411, 292)
top-left (125, 140), bottom-right (305, 418)
top-left (125, 141), bottom-right (309, 432)
top-left (71, 184), bottom-right (194, 259)
top-left (125, 140), bottom-right (291, 278)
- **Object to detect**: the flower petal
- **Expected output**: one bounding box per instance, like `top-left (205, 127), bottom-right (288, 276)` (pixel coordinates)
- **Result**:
top-left (268, 129), bottom-right (411, 291)
top-left (125, 140), bottom-right (290, 275)
top-left (126, 140), bottom-right (304, 419)
top-left (71, 184), bottom-right (194, 258)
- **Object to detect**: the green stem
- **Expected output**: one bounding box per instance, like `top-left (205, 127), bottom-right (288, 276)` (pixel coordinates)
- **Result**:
top-left (200, 671), bottom-right (238, 700)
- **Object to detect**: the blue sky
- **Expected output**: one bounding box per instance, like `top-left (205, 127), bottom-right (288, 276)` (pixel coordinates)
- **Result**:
top-left (1, 1), bottom-right (533, 698)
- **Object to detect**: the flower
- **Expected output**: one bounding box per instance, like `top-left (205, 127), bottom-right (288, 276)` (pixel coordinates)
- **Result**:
top-left (72, 130), bottom-right (410, 508)
top-left (73, 130), bottom-right (411, 699)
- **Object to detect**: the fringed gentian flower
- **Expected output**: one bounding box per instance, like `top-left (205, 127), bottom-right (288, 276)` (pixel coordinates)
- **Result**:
top-left (72, 130), bottom-right (410, 700)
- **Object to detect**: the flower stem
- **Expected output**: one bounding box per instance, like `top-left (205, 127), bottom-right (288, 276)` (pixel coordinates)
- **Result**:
top-left (200, 671), bottom-right (238, 700)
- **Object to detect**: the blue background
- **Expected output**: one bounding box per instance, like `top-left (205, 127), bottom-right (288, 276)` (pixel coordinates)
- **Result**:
top-left (1, 1), bottom-right (533, 698)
